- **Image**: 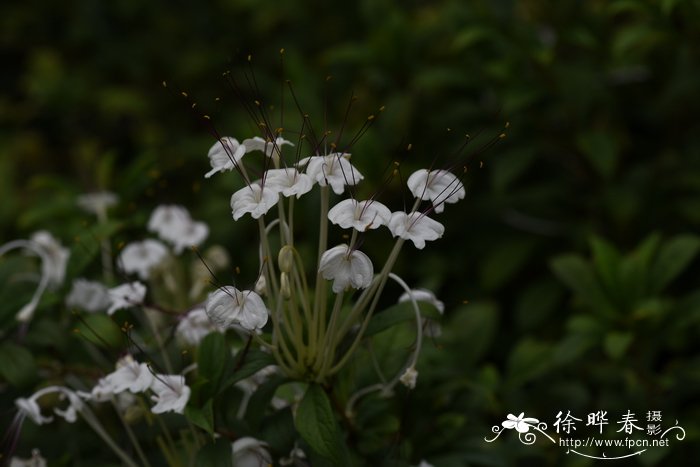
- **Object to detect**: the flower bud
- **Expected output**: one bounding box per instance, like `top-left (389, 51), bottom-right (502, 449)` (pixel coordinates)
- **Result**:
top-left (278, 245), bottom-right (295, 273)
top-left (280, 272), bottom-right (291, 300)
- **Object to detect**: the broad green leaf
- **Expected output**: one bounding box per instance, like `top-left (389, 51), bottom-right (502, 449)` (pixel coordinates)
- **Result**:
top-left (365, 301), bottom-right (441, 337)
top-left (650, 235), bottom-right (700, 293)
top-left (186, 399), bottom-right (214, 436)
top-left (590, 236), bottom-right (621, 293)
top-left (74, 313), bottom-right (123, 349)
top-left (197, 332), bottom-right (228, 397)
top-left (194, 437), bottom-right (233, 467)
top-left (220, 349), bottom-right (276, 389)
top-left (295, 384), bottom-right (348, 466)
top-left (0, 342), bottom-right (37, 387)
top-left (604, 332), bottom-right (633, 360)
top-left (445, 302), bottom-right (498, 364)
top-left (506, 338), bottom-right (553, 388)
top-left (246, 376), bottom-right (289, 431)
top-left (260, 407), bottom-right (297, 457)
top-left (619, 234), bottom-right (661, 305)
top-left (550, 254), bottom-right (617, 318)
top-left (576, 130), bottom-right (618, 179)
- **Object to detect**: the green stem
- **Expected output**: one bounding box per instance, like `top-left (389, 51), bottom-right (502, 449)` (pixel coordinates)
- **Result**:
top-left (80, 406), bottom-right (140, 467)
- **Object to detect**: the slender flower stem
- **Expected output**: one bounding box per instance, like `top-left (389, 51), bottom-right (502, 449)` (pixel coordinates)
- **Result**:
top-left (143, 307), bottom-right (173, 374)
top-left (312, 186), bottom-right (330, 356)
top-left (96, 208), bottom-right (114, 282)
top-left (80, 406), bottom-right (140, 467)
top-left (328, 238), bottom-right (405, 375)
top-left (113, 398), bottom-right (152, 467)
top-left (314, 291), bottom-right (345, 379)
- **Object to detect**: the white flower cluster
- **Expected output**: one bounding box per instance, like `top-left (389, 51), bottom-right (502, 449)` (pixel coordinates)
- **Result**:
top-left (202, 133), bottom-right (459, 387)
top-left (118, 205), bottom-right (209, 280)
top-left (80, 355), bottom-right (191, 414)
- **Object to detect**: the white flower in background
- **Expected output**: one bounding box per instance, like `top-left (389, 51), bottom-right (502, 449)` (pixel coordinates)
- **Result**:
top-left (327, 199), bottom-right (392, 231)
top-left (205, 137), bottom-right (246, 178)
top-left (118, 239), bottom-right (168, 279)
top-left (235, 365), bottom-right (279, 417)
top-left (107, 282), bottom-right (146, 315)
top-left (15, 386), bottom-right (83, 425)
top-left (29, 231), bottom-right (69, 289)
top-left (319, 244), bottom-right (374, 293)
top-left (279, 447), bottom-right (307, 466)
top-left (175, 307), bottom-right (219, 346)
top-left (65, 279), bottom-right (111, 313)
top-left (150, 374), bottom-right (190, 414)
top-left (407, 169), bottom-right (465, 213)
top-left (148, 205), bottom-right (209, 254)
top-left (304, 153), bottom-right (364, 195)
top-left (205, 287), bottom-right (269, 331)
top-left (103, 355), bottom-right (154, 393)
top-left (76, 191), bottom-right (118, 216)
top-left (9, 449), bottom-right (47, 467)
top-left (264, 168), bottom-right (314, 198)
top-left (415, 461), bottom-right (435, 467)
top-left (398, 288), bottom-right (445, 338)
top-left (242, 136), bottom-right (294, 157)
top-left (14, 398), bottom-right (53, 425)
top-left (502, 413), bottom-right (540, 433)
top-left (399, 366), bottom-right (418, 389)
top-left (388, 212), bottom-right (444, 249)
top-left (232, 437), bottom-right (272, 467)
top-left (230, 184), bottom-right (279, 220)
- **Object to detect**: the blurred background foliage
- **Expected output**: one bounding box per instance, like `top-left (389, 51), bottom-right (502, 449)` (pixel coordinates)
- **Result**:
top-left (2, 0), bottom-right (700, 464)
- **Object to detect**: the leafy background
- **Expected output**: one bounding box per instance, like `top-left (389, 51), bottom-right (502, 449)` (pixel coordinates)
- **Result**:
top-left (1, 0), bottom-right (699, 465)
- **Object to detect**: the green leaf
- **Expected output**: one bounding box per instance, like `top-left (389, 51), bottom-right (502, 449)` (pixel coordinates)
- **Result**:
top-left (197, 332), bottom-right (228, 397)
top-left (576, 130), bottom-right (619, 178)
top-left (506, 338), bottom-right (553, 388)
top-left (550, 254), bottom-right (617, 318)
top-left (0, 342), bottom-right (37, 387)
top-left (194, 437), bottom-right (233, 467)
top-left (590, 236), bottom-right (621, 293)
top-left (246, 376), bottom-right (289, 431)
top-left (295, 384), bottom-right (348, 466)
top-left (365, 300), bottom-right (441, 337)
top-left (260, 408), bottom-right (297, 457)
top-left (619, 234), bottom-right (661, 304)
top-left (186, 399), bottom-right (214, 436)
top-left (650, 235), bottom-right (700, 293)
top-left (604, 332), bottom-right (633, 360)
top-left (220, 348), bottom-right (276, 389)
top-left (74, 313), bottom-right (123, 349)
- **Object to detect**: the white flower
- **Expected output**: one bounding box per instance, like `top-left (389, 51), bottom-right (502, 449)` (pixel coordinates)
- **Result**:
top-left (398, 288), bottom-right (445, 338)
top-left (304, 153), bottom-right (364, 195)
top-left (388, 212), bottom-right (444, 249)
top-left (242, 136), bottom-right (294, 157)
top-left (15, 386), bottom-right (83, 425)
top-left (205, 137), bottom-right (246, 178)
top-left (29, 231), bottom-right (69, 289)
top-left (148, 205), bottom-right (209, 254)
top-left (502, 413), bottom-right (540, 433)
top-left (175, 307), bottom-right (219, 346)
top-left (327, 199), bottom-right (392, 231)
top-left (150, 374), bottom-right (190, 414)
top-left (118, 239), bottom-right (168, 279)
top-left (415, 461), bottom-right (434, 467)
top-left (264, 168), bottom-right (314, 198)
top-left (407, 169), bottom-right (465, 213)
top-left (206, 287), bottom-right (269, 331)
top-left (399, 366), bottom-right (418, 389)
top-left (9, 449), bottom-right (47, 467)
top-left (230, 183), bottom-right (279, 220)
top-left (319, 244), bottom-right (373, 293)
top-left (103, 355), bottom-right (154, 393)
top-left (232, 437), bottom-right (272, 467)
top-left (15, 398), bottom-right (53, 425)
top-left (107, 282), bottom-right (147, 315)
top-left (65, 279), bottom-right (110, 313)
top-left (76, 191), bottom-right (118, 216)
